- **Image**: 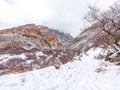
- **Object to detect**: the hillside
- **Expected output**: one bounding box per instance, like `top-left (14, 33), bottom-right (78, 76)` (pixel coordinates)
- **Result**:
top-left (0, 49), bottom-right (120, 90)
top-left (0, 24), bottom-right (63, 52)
top-left (0, 23), bottom-right (120, 90)
top-left (0, 1), bottom-right (120, 90)
top-left (69, 28), bottom-right (101, 53)
top-left (49, 29), bottom-right (73, 47)
top-left (0, 24), bottom-right (76, 75)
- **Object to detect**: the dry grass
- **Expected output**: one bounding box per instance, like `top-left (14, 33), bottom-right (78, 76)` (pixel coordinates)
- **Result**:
top-left (95, 67), bottom-right (106, 73)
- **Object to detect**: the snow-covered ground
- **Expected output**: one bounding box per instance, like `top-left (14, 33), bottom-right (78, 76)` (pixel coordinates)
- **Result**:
top-left (0, 49), bottom-right (120, 90)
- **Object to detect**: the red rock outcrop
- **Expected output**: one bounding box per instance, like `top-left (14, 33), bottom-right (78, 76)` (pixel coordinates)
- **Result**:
top-left (0, 24), bottom-right (63, 51)
top-left (0, 24), bottom-right (76, 76)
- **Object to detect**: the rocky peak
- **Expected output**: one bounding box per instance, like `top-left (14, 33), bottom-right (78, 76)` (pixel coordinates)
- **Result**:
top-left (49, 29), bottom-right (73, 47)
top-left (0, 24), bottom-right (77, 75)
top-left (0, 24), bottom-right (63, 51)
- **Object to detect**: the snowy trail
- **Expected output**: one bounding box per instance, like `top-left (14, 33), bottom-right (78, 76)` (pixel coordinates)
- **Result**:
top-left (0, 49), bottom-right (120, 90)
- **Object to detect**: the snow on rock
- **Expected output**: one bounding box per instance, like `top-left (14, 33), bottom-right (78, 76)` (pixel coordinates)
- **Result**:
top-left (49, 29), bottom-right (73, 47)
top-left (105, 51), bottom-right (120, 64)
top-left (35, 51), bottom-right (47, 59)
top-left (0, 49), bottom-right (75, 75)
top-left (0, 53), bottom-right (27, 64)
top-left (109, 51), bottom-right (120, 58)
top-left (0, 49), bottom-right (120, 90)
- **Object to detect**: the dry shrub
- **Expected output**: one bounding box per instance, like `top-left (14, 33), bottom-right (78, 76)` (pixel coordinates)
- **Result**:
top-left (0, 43), bottom-right (14, 52)
top-left (109, 58), bottom-right (120, 63)
top-left (9, 65), bottom-right (24, 73)
top-left (95, 67), bottom-right (106, 73)
top-left (94, 54), bottom-right (106, 60)
top-left (0, 48), bottom-right (76, 76)
top-left (83, 2), bottom-right (120, 51)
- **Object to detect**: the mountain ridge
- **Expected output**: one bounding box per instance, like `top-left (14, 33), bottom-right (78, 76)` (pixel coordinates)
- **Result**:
top-left (0, 24), bottom-right (63, 51)
top-left (0, 24), bottom-right (76, 75)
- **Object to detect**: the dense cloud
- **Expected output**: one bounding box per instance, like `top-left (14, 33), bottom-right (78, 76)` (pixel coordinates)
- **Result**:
top-left (0, 0), bottom-right (116, 37)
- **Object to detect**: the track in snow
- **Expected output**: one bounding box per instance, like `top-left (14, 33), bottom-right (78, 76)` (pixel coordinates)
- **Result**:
top-left (0, 49), bottom-right (120, 90)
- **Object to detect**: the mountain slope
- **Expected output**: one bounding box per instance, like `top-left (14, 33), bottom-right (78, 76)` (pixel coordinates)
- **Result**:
top-left (0, 24), bottom-right (63, 52)
top-left (49, 29), bottom-right (73, 47)
top-left (0, 48), bottom-right (75, 75)
top-left (0, 24), bottom-right (76, 75)
top-left (69, 28), bottom-right (101, 54)
top-left (0, 49), bottom-right (120, 90)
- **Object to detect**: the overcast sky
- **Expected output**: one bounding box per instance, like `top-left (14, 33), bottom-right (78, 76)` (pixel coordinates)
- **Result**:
top-left (0, 0), bottom-right (117, 37)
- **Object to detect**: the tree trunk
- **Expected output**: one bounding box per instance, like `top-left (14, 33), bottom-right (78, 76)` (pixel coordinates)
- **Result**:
top-left (115, 40), bottom-right (120, 48)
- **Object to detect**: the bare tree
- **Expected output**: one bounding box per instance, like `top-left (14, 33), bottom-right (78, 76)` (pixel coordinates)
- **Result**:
top-left (83, 1), bottom-right (120, 51)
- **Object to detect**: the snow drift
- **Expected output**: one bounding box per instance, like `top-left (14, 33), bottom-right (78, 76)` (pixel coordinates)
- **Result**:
top-left (0, 49), bottom-right (120, 90)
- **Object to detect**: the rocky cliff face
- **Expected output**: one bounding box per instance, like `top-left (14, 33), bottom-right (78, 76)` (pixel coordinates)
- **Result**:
top-left (0, 24), bottom-right (76, 76)
top-left (0, 24), bottom-right (63, 51)
top-left (49, 29), bottom-right (73, 47)
top-left (69, 28), bottom-right (101, 54)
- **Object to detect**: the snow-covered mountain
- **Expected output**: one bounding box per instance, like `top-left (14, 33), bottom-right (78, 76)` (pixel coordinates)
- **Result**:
top-left (0, 49), bottom-right (120, 90)
top-left (0, 24), bottom-right (120, 90)
top-left (49, 29), bottom-right (73, 47)
top-left (0, 24), bottom-right (63, 51)
top-left (69, 28), bottom-right (101, 54)
top-left (0, 24), bottom-right (76, 75)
